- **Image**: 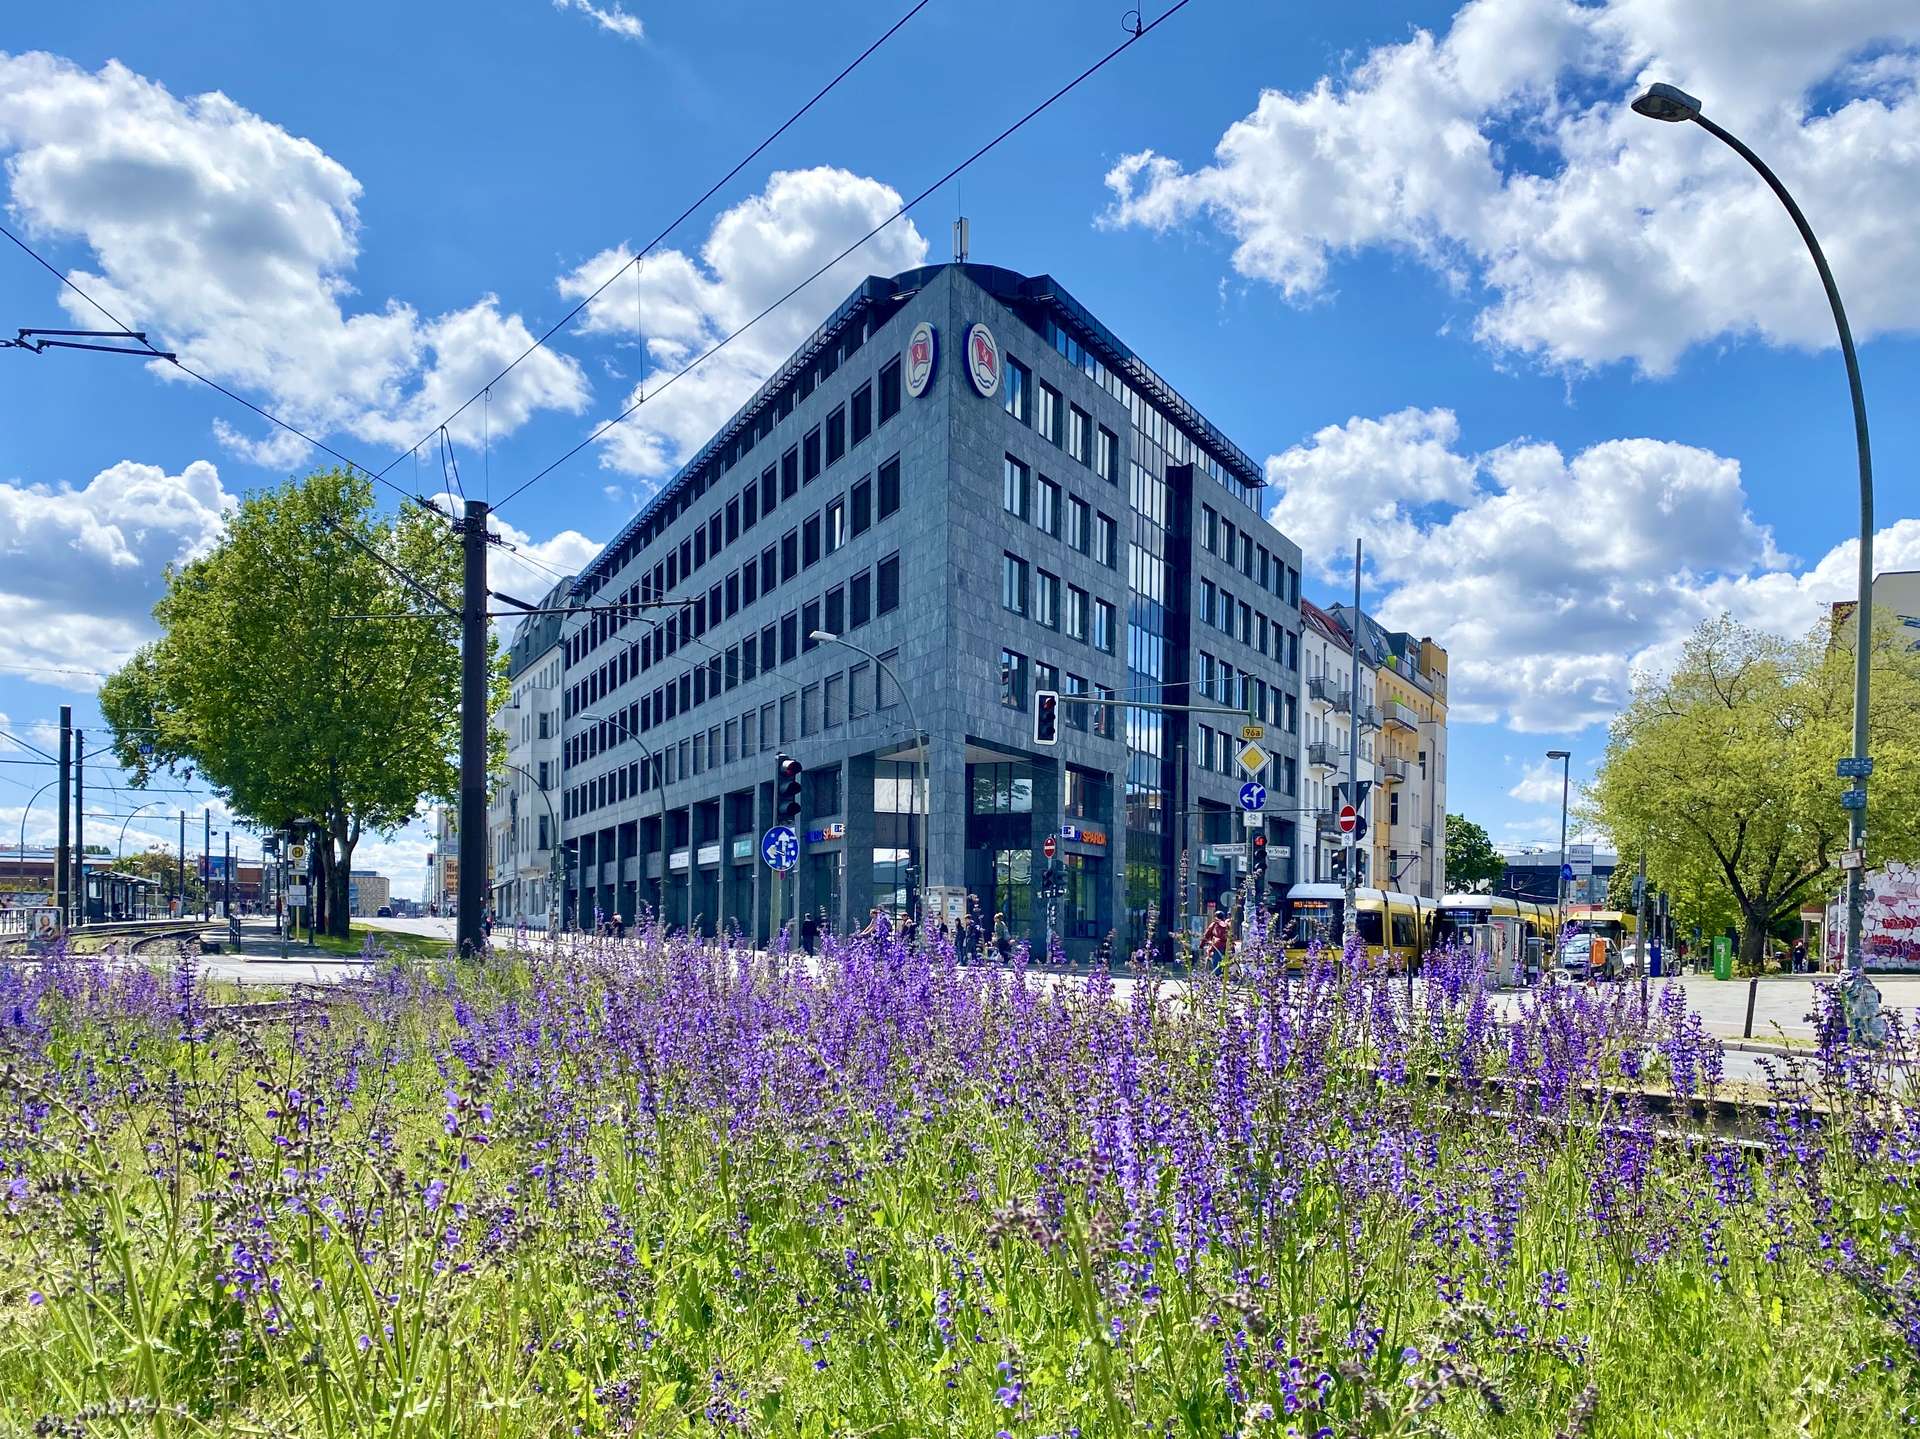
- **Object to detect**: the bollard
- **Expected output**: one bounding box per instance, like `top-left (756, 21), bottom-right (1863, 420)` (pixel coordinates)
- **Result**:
top-left (1743, 974), bottom-right (1760, 1039)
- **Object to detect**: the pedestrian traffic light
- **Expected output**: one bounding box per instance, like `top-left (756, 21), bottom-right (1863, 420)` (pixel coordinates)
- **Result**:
top-left (1034, 689), bottom-right (1059, 746)
top-left (1329, 850), bottom-right (1346, 881)
top-left (1250, 832), bottom-right (1268, 879)
top-left (776, 753), bottom-right (803, 823)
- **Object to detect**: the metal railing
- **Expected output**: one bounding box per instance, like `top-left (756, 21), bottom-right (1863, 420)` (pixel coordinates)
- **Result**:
top-left (1378, 756), bottom-right (1408, 783)
top-left (1306, 740), bottom-right (1340, 770)
top-left (1383, 699), bottom-right (1420, 730)
top-left (1307, 674), bottom-right (1350, 710)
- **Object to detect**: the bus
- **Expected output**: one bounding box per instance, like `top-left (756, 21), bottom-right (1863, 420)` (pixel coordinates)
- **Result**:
top-left (1279, 884), bottom-right (1432, 971)
top-left (1565, 906), bottom-right (1638, 948)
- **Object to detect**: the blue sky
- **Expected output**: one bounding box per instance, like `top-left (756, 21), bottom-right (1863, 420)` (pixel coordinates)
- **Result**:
top-left (3, 0), bottom-right (1917, 893)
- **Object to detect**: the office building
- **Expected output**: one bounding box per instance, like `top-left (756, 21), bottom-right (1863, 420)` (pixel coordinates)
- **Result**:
top-left (348, 870), bottom-right (391, 917)
top-left (557, 262), bottom-right (1306, 958)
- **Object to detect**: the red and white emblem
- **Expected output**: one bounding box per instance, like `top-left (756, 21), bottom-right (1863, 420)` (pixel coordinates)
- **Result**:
top-left (965, 322), bottom-right (1000, 397)
top-left (905, 321), bottom-right (937, 398)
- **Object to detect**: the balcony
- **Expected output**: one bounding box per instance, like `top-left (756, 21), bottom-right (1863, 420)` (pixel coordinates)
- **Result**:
top-left (1315, 813), bottom-right (1346, 840)
top-left (1384, 699), bottom-right (1420, 731)
top-left (1422, 823), bottom-right (1434, 846)
top-left (1356, 703), bottom-right (1382, 731)
top-left (1378, 756), bottom-right (1408, 784)
top-left (1306, 740), bottom-right (1340, 771)
top-left (1307, 674), bottom-right (1350, 711)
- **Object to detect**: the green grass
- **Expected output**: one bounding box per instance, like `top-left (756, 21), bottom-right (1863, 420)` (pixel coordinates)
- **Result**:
top-left (301, 921), bottom-right (451, 962)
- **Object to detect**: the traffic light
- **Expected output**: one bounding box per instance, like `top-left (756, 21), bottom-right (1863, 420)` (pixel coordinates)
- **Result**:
top-left (776, 753), bottom-right (803, 824)
top-left (1250, 832), bottom-right (1268, 880)
top-left (1329, 849), bottom-right (1346, 881)
top-left (1034, 689), bottom-right (1059, 746)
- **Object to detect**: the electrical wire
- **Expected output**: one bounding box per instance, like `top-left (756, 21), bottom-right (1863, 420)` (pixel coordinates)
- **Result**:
top-left (0, 220), bottom-right (444, 522)
top-left (370, 0), bottom-right (937, 484)
top-left (494, 0), bottom-right (1195, 515)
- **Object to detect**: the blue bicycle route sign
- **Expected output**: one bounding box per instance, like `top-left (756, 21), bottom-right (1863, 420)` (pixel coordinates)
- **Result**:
top-left (761, 825), bottom-right (799, 872)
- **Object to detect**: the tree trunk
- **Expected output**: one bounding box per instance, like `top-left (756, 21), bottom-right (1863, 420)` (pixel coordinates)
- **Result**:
top-left (312, 839), bottom-right (331, 936)
top-left (1738, 907), bottom-right (1770, 975)
top-left (326, 818), bottom-right (353, 939)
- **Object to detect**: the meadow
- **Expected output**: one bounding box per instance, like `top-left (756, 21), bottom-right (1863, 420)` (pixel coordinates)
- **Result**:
top-left (0, 923), bottom-right (1915, 1436)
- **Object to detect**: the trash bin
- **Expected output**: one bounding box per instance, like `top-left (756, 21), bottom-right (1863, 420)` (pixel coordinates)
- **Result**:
top-left (1712, 934), bottom-right (1733, 981)
top-left (1649, 943), bottom-right (1663, 978)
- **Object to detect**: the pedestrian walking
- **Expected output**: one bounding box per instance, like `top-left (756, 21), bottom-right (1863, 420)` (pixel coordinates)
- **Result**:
top-left (612, 912), bottom-right (626, 941)
top-left (1791, 937), bottom-right (1807, 974)
top-left (800, 915), bottom-right (818, 955)
top-left (992, 911), bottom-right (1011, 961)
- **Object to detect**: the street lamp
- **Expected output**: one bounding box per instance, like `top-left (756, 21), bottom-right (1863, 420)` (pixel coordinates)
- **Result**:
top-left (811, 631), bottom-right (928, 920)
top-left (116, 801), bottom-right (163, 863)
top-left (577, 711), bottom-right (666, 923)
top-left (1631, 81), bottom-right (1876, 975)
top-left (1546, 749), bottom-right (1572, 947)
top-left (16, 778), bottom-right (58, 888)
top-left (498, 760), bottom-right (564, 932)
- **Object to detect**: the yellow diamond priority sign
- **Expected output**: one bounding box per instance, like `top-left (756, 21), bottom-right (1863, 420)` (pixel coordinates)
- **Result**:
top-left (1236, 740), bottom-right (1270, 776)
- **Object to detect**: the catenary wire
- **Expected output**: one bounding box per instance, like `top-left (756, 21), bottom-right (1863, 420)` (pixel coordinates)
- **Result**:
top-left (0, 220), bottom-right (444, 522)
top-left (493, 0), bottom-right (1195, 515)
top-left (370, 0), bottom-right (937, 483)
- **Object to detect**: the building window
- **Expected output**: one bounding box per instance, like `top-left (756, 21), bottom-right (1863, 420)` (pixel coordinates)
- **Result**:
top-left (1036, 476), bottom-right (1060, 537)
top-left (825, 584), bottom-right (845, 636)
top-left (999, 649), bottom-right (1028, 710)
top-left (1093, 512), bottom-right (1117, 567)
top-left (1036, 382), bottom-right (1061, 445)
top-left (851, 476), bottom-right (872, 535)
top-left (850, 570), bottom-right (872, 628)
top-left (781, 447), bottom-right (799, 499)
top-left (1093, 599), bottom-right (1116, 653)
top-left (1095, 426), bottom-right (1118, 482)
top-left (877, 455), bottom-right (900, 518)
top-left (876, 554), bottom-right (900, 614)
top-left (1034, 569), bottom-right (1060, 630)
top-left (851, 383), bottom-right (873, 445)
top-left (1065, 584), bottom-right (1088, 642)
top-left (1035, 660), bottom-right (1060, 708)
top-left (1002, 455), bottom-right (1029, 521)
top-left (1068, 405), bottom-right (1090, 465)
top-left (878, 357), bottom-right (902, 422)
top-left (825, 406), bottom-right (846, 467)
top-left (1201, 505), bottom-right (1217, 555)
top-left (1002, 553), bottom-right (1028, 615)
top-left (781, 611), bottom-right (798, 663)
top-left (1004, 358), bottom-right (1031, 424)
top-left (849, 661), bottom-right (870, 718)
top-left (826, 498), bottom-right (846, 555)
top-left (1065, 496), bottom-right (1089, 553)
top-left (802, 599), bottom-right (821, 651)
top-left (803, 513), bottom-right (821, 568)
top-left (1200, 580), bottom-right (1216, 627)
top-left (781, 529), bottom-right (799, 583)
top-left (1065, 672), bottom-right (1089, 730)
top-left (825, 672), bottom-right (844, 729)
top-left (1093, 683), bottom-right (1115, 738)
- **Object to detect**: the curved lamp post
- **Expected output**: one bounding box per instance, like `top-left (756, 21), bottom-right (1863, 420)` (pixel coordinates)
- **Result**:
top-left (811, 631), bottom-right (928, 920)
top-left (16, 778), bottom-right (58, 888)
top-left (577, 711), bottom-right (666, 921)
top-left (1631, 81), bottom-right (1875, 975)
top-left (116, 800), bottom-right (163, 863)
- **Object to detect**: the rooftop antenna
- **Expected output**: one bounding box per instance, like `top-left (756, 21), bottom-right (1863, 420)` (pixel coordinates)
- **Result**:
top-left (953, 216), bottom-right (970, 262)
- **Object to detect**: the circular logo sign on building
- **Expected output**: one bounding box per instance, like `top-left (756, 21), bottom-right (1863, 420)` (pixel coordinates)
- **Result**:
top-left (965, 322), bottom-right (1000, 397)
top-left (904, 321), bottom-right (937, 398)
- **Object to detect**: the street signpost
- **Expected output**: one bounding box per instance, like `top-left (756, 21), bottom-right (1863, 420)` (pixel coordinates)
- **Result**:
top-left (1337, 804), bottom-right (1357, 834)
top-left (1239, 723), bottom-right (1265, 743)
top-left (1836, 756), bottom-right (1874, 779)
top-left (1043, 835), bottom-right (1056, 860)
top-left (1236, 740), bottom-right (1270, 776)
top-left (1242, 809), bottom-right (1263, 829)
top-left (1238, 781), bottom-right (1266, 811)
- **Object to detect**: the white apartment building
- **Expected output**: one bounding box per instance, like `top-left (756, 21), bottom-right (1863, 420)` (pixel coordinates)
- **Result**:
top-left (1297, 598), bottom-right (1378, 886)
top-left (488, 579), bottom-right (571, 928)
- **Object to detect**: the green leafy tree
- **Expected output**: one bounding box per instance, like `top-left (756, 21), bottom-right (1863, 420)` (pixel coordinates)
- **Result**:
top-left (120, 847), bottom-right (206, 912)
top-left (101, 468), bottom-right (494, 937)
top-left (1591, 613), bottom-right (1920, 972)
top-left (1444, 813), bottom-right (1505, 893)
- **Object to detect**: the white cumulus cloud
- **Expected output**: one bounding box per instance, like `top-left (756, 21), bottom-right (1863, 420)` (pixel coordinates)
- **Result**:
top-left (1264, 406), bottom-right (1913, 734)
top-left (1103, 0), bottom-right (1920, 373)
top-left (556, 166), bottom-right (929, 483)
top-left (0, 53), bottom-right (589, 465)
top-left (0, 458), bottom-right (236, 685)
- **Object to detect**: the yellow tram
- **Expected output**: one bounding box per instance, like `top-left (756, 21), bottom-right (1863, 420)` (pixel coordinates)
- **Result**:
top-left (1278, 883), bottom-right (1433, 972)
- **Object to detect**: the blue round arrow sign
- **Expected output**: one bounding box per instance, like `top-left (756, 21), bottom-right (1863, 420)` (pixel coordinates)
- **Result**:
top-left (1238, 781), bottom-right (1266, 811)
top-left (761, 825), bottom-right (799, 872)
